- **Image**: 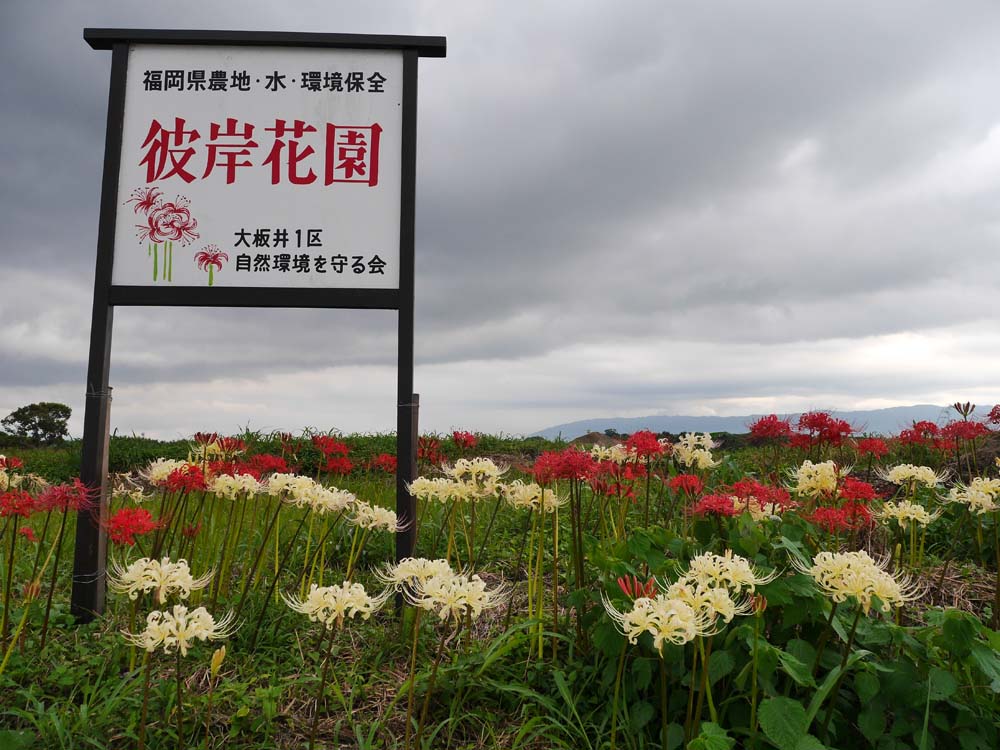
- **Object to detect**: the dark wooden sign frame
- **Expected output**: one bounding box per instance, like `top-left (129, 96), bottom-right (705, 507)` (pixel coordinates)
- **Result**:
top-left (71, 28), bottom-right (446, 620)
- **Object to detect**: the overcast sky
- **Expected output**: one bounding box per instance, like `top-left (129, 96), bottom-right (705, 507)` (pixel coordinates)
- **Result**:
top-left (3, 1), bottom-right (1000, 439)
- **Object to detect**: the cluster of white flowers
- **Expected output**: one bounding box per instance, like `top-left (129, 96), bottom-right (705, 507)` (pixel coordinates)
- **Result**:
top-left (501, 479), bottom-right (566, 514)
top-left (444, 457), bottom-right (508, 498)
top-left (108, 557), bottom-right (212, 604)
top-left (791, 460), bottom-right (841, 497)
top-left (283, 581), bottom-right (389, 630)
top-left (878, 464), bottom-right (946, 488)
top-left (404, 569), bottom-right (508, 623)
top-left (350, 501), bottom-right (404, 531)
top-left (792, 550), bottom-right (921, 614)
top-left (210, 473), bottom-right (261, 500)
top-left (141, 459), bottom-right (190, 486)
top-left (0, 469), bottom-right (48, 493)
top-left (590, 444), bottom-right (630, 464)
top-left (112, 474), bottom-right (146, 504)
top-left (266, 473), bottom-right (356, 515)
top-left (407, 476), bottom-right (481, 504)
top-left (123, 604), bottom-right (236, 656)
top-left (602, 593), bottom-right (709, 651)
top-left (877, 500), bottom-right (940, 528)
top-left (375, 557), bottom-right (455, 589)
top-left (667, 550), bottom-right (776, 627)
top-left (946, 477), bottom-right (1000, 515)
top-left (673, 433), bottom-right (719, 470)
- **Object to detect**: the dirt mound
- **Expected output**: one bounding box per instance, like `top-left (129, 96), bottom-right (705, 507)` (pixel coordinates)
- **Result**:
top-left (569, 431), bottom-right (619, 448)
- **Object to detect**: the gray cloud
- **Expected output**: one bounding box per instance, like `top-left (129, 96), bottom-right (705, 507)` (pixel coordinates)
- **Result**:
top-left (3, 1), bottom-right (1000, 436)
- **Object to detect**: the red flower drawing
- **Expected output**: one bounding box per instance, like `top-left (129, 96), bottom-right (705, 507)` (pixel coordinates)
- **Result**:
top-left (195, 244), bottom-right (229, 286)
top-left (140, 197), bottom-right (199, 244)
top-left (125, 186), bottom-right (163, 215)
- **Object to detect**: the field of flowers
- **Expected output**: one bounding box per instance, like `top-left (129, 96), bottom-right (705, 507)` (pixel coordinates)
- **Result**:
top-left (1, 407), bottom-right (1000, 749)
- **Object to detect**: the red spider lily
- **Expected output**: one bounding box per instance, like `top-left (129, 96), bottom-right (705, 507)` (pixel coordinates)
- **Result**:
top-left (748, 414), bottom-right (792, 442)
top-left (418, 436), bottom-right (444, 466)
top-left (208, 460), bottom-right (263, 481)
top-left (807, 502), bottom-right (873, 533)
top-left (452, 431), bottom-right (477, 450)
top-left (370, 453), bottom-right (397, 473)
top-left (625, 430), bottom-right (667, 461)
top-left (0, 490), bottom-right (35, 518)
top-left (795, 411), bottom-right (854, 447)
top-left (217, 436), bottom-right (246, 454)
top-left (249, 454), bottom-right (290, 476)
top-left (987, 405), bottom-right (1000, 425)
top-left (855, 437), bottom-right (889, 459)
top-left (165, 465), bottom-right (208, 493)
top-left (617, 575), bottom-right (658, 600)
top-left (125, 186), bottom-right (162, 215)
top-left (0, 456), bottom-right (23, 470)
top-left (589, 472), bottom-right (637, 500)
top-left (17, 526), bottom-right (38, 543)
top-left (899, 420), bottom-right (941, 445)
top-left (839, 477), bottom-right (880, 502)
top-left (532, 448), bottom-right (597, 484)
top-left (194, 431), bottom-right (220, 445)
top-left (323, 456), bottom-right (354, 475)
top-left (108, 508), bottom-right (158, 546)
top-left (691, 494), bottom-right (740, 517)
top-left (751, 594), bottom-right (768, 614)
top-left (312, 435), bottom-right (349, 457)
top-left (38, 480), bottom-right (93, 513)
top-left (941, 420), bottom-right (989, 441)
top-left (669, 474), bottom-right (704, 496)
top-left (182, 522), bottom-right (203, 539)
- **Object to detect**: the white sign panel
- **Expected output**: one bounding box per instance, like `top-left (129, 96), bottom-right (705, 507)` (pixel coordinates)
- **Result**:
top-left (113, 45), bottom-right (403, 289)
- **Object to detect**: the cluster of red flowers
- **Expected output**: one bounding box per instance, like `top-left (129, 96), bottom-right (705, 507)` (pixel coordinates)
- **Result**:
top-left (855, 437), bottom-right (889, 459)
top-left (369, 453), bottom-right (398, 473)
top-left (107, 507), bottom-right (158, 546)
top-left (418, 436), bottom-right (444, 466)
top-left (165, 464), bottom-right (208, 493)
top-left (1, 490), bottom-right (35, 518)
top-left (311, 435), bottom-right (354, 475)
top-left (747, 414), bottom-right (793, 442)
top-left (532, 448), bottom-right (598, 484)
top-left (624, 430), bottom-right (668, 461)
top-left (589, 461), bottom-right (646, 499)
top-left (669, 474), bottom-right (704, 496)
top-left (208, 453), bottom-right (291, 480)
top-left (791, 411), bottom-right (854, 449)
top-left (807, 503), bottom-right (873, 533)
top-left (691, 479), bottom-right (793, 518)
top-left (941, 420), bottom-right (990, 442)
top-left (988, 405), bottom-right (1000, 425)
top-left (0, 456), bottom-right (24, 470)
top-left (38, 479), bottom-right (93, 512)
top-left (452, 431), bottom-right (478, 450)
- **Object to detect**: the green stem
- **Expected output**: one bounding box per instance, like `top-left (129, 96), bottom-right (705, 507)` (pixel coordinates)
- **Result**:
top-left (138, 652), bottom-right (151, 750)
top-left (308, 626), bottom-right (339, 750)
top-left (404, 607), bottom-right (422, 750)
top-left (821, 607), bottom-right (863, 740)
top-left (176, 647), bottom-right (184, 750)
top-left (610, 641), bottom-right (627, 750)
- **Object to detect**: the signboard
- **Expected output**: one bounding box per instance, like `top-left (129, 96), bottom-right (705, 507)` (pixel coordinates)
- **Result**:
top-left (72, 29), bottom-right (445, 621)
top-left (114, 45), bottom-right (404, 290)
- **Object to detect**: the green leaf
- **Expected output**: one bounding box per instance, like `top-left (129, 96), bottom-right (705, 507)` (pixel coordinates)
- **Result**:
top-left (928, 668), bottom-right (957, 701)
top-left (777, 648), bottom-right (816, 687)
top-left (935, 611), bottom-right (977, 659)
top-left (629, 700), bottom-right (655, 732)
top-left (758, 697), bottom-right (809, 750)
top-left (708, 650), bottom-right (735, 685)
top-left (968, 641), bottom-right (1000, 693)
top-left (805, 650), bottom-right (871, 725)
top-left (687, 722), bottom-right (735, 750)
top-left (858, 706), bottom-right (886, 742)
top-left (632, 657), bottom-right (654, 691)
top-left (854, 671), bottom-right (880, 703)
top-left (794, 736), bottom-right (827, 750)
top-left (665, 722), bottom-right (684, 750)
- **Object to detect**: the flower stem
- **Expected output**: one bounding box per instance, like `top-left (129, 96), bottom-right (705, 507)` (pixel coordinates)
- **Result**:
top-left (138, 652), bottom-right (151, 750)
top-left (308, 626), bottom-right (338, 750)
top-left (176, 647), bottom-right (184, 750)
top-left (404, 607), bottom-right (422, 750)
top-left (610, 641), bottom-right (627, 750)
top-left (821, 606), bottom-right (863, 740)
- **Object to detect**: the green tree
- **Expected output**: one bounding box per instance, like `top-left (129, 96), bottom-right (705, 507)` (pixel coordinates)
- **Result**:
top-left (1, 402), bottom-right (72, 446)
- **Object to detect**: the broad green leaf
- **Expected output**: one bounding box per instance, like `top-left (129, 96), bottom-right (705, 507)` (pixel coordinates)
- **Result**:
top-left (758, 697), bottom-right (809, 750)
top-left (858, 705), bottom-right (886, 742)
top-left (854, 671), bottom-right (880, 703)
top-left (688, 722), bottom-right (735, 750)
top-left (629, 700), bottom-right (655, 732)
top-left (968, 641), bottom-right (1000, 693)
top-left (665, 722), bottom-right (684, 750)
top-left (794, 735), bottom-right (827, 750)
top-left (708, 650), bottom-right (735, 685)
top-left (777, 648), bottom-right (816, 687)
top-left (928, 668), bottom-right (957, 701)
top-left (805, 650), bottom-right (871, 725)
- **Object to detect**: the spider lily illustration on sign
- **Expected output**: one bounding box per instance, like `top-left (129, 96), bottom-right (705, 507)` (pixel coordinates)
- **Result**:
top-left (125, 187), bottom-right (200, 282)
top-left (194, 245), bottom-right (229, 286)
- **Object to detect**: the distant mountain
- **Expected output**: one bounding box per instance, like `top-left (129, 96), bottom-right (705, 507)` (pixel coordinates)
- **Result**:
top-left (531, 405), bottom-right (953, 441)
